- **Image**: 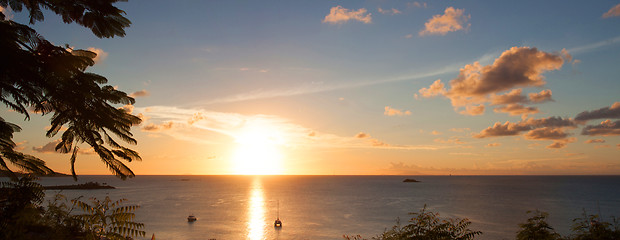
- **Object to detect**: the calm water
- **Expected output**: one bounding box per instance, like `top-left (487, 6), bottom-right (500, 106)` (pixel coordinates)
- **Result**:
top-left (29, 175), bottom-right (620, 239)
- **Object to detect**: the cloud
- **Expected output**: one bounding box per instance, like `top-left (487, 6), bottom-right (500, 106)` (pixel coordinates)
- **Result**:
top-left (408, 2), bottom-right (428, 9)
top-left (323, 6), bottom-right (372, 24)
top-left (546, 138), bottom-right (576, 149)
top-left (493, 104), bottom-right (539, 116)
top-left (15, 141), bottom-right (27, 151)
top-left (529, 89), bottom-right (553, 103)
top-left (355, 132), bottom-right (370, 138)
top-left (86, 47), bottom-right (108, 64)
top-left (405, 34), bottom-right (413, 39)
top-left (486, 143), bottom-right (501, 147)
top-left (489, 89), bottom-right (528, 105)
top-left (185, 37), bottom-right (616, 106)
top-left (585, 139), bottom-right (605, 144)
top-left (575, 102), bottom-right (620, 121)
top-left (417, 47), bottom-right (568, 116)
top-left (450, 128), bottom-right (470, 132)
top-left (187, 112), bottom-right (205, 125)
top-left (416, 79), bottom-right (446, 98)
top-left (431, 130), bottom-right (442, 135)
top-left (603, 3), bottom-right (620, 18)
top-left (581, 119), bottom-right (620, 136)
top-left (475, 122), bottom-right (528, 137)
top-left (370, 139), bottom-right (389, 147)
top-left (434, 137), bottom-right (465, 144)
top-left (378, 7), bottom-right (401, 15)
top-left (419, 7), bottom-right (470, 36)
top-left (32, 140), bottom-right (95, 154)
top-left (119, 104), bottom-right (134, 114)
top-left (448, 47), bottom-right (566, 101)
top-left (489, 88), bottom-right (553, 106)
top-left (32, 139), bottom-right (61, 153)
top-left (384, 106), bottom-right (412, 116)
top-left (524, 127), bottom-right (569, 140)
top-left (1, 6), bottom-right (13, 20)
top-left (134, 106), bottom-right (442, 151)
top-left (459, 104), bottom-right (485, 115)
top-left (141, 121), bottom-right (174, 132)
top-left (475, 116), bottom-right (576, 138)
top-left (129, 90), bottom-right (150, 98)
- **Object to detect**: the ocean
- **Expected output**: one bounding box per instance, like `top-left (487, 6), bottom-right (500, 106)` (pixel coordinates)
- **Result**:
top-left (30, 175), bottom-right (620, 240)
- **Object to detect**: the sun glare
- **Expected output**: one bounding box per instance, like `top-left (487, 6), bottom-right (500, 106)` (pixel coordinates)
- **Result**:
top-left (231, 125), bottom-right (285, 175)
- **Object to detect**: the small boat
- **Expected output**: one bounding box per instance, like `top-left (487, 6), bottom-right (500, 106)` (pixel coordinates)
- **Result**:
top-left (274, 200), bottom-right (282, 228)
top-left (188, 214), bottom-right (197, 222)
top-left (274, 218), bottom-right (282, 228)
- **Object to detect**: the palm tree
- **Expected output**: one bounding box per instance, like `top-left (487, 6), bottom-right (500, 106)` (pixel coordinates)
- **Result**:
top-left (1, 0), bottom-right (140, 180)
top-left (0, 117), bottom-right (53, 180)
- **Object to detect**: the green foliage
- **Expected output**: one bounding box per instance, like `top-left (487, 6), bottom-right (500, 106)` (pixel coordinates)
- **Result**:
top-left (0, 177), bottom-right (147, 239)
top-left (0, 176), bottom-right (46, 239)
top-left (345, 205), bottom-right (482, 240)
top-left (72, 196), bottom-right (146, 240)
top-left (0, 0), bottom-right (141, 179)
top-left (516, 210), bottom-right (562, 240)
top-left (569, 211), bottom-right (620, 240)
top-left (0, 176), bottom-right (86, 239)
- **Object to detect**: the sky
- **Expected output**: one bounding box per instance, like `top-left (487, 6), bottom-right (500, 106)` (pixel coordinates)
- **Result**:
top-left (2, 0), bottom-right (620, 175)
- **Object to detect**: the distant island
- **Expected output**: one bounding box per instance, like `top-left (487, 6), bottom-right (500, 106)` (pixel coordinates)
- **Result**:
top-left (44, 182), bottom-right (115, 190)
top-left (403, 178), bottom-right (421, 182)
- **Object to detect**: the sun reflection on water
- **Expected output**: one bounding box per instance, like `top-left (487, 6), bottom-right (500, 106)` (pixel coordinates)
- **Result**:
top-left (248, 178), bottom-right (266, 240)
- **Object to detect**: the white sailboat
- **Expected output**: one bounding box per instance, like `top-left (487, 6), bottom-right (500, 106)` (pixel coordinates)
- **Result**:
top-left (274, 200), bottom-right (282, 228)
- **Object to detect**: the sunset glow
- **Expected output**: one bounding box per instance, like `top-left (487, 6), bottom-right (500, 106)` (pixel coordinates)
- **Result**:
top-left (231, 125), bottom-right (285, 175)
top-left (3, 1), bottom-right (619, 176)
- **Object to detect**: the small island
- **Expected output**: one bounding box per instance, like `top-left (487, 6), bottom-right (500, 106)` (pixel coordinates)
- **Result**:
top-left (403, 178), bottom-right (420, 183)
top-left (44, 182), bottom-right (115, 190)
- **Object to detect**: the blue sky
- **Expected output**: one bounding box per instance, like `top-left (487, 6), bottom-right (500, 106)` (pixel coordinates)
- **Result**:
top-left (3, 0), bottom-right (620, 175)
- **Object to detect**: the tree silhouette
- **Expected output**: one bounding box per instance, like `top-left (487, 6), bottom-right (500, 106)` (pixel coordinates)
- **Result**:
top-left (1, 0), bottom-right (141, 179)
top-left (516, 210), bottom-right (561, 240)
top-left (72, 196), bottom-right (146, 240)
top-left (353, 205), bottom-right (482, 240)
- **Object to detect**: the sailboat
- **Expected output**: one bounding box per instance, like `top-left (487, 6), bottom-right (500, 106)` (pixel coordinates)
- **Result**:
top-left (274, 200), bottom-right (282, 228)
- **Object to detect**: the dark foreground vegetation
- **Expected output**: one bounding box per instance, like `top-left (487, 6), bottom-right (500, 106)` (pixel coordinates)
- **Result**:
top-left (3, 176), bottom-right (620, 239)
top-left (0, 177), bottom-right (145, 240)
top-left (345, 207), bottom-right (620, 240)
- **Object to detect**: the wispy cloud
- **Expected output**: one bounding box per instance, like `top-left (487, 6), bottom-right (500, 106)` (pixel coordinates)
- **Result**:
top-left (198, 58), bottom-right (469, 105)
top-left (378, 7), bottom-right (401, 15)
top-left (567, 35), bottom-right (620, 54)
top-left (196, 38), bottom-right (615, 107)
top-left (134, 106), bottom-right (443, 150)
top-left (407, 2), bottom-right (428, 9)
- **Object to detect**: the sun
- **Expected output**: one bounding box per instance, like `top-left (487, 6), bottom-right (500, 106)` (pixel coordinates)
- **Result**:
top-left (231, 125), bottom-right (285, 175)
